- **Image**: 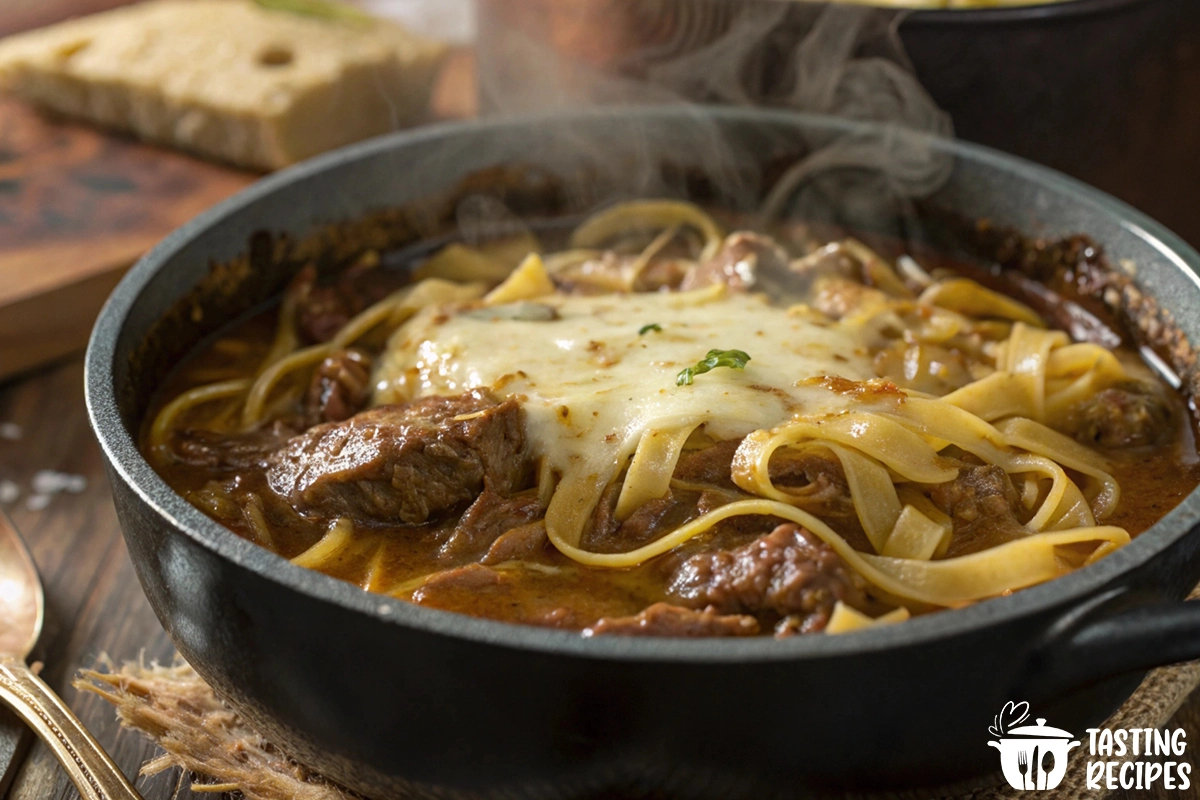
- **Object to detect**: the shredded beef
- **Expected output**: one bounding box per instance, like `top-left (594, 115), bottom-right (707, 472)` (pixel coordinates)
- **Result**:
top-left (1065, 380), bottom-right (1174, 448)
top-left (634, 259), bottom-right (690, 292)
top-left (552, 252), bottom-right (637, 295)
top-left (680, 232), bottom-right (790, 292)
top-left (288, 261), bottom-right (392, 345)
top-left (266, 390), bottom-right (529, 525)
top-left (789, 243), bottom-right (861, 287)
top-left (668, 523), bottom-right (867, 630)
top-left (583, 603), bottom-right (759, 638)
top-left (298, 291), bottom-right (353, 344)
top-left (583, 486), bottom-right (701, 554)
top-left (674, 440), bottom-right (849, 511)
top-left (813, 278), bottom-right (874, 320)
top-left (172, 422), bottom-right (295, 472)
top-left (673, 439), bottom-right (741, 489)
top-left (768, 447), bottom-right (852, 511)
top-left (695, 488), bottom-right (743, 516)
top-left (287, 265), bottom-right (352, 344)
top-left (553, 247), bottom-right (692, 295)
top-left (481, 521), bottom-right (549, 566)
top-left (1004, 272), bottom-right (1123, 349)
top-left (439, 489), bottom-right (545, 563)
top-left (931, 464), bottom-right (1026, 557)
top-left (411, 564), bottom-right (505, 606)
top-left (305, 349), bottom-right (372, 424)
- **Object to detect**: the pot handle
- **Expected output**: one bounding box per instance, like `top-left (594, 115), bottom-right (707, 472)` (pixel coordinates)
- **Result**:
top-left (1016, 589), bottom-right (1200, 702)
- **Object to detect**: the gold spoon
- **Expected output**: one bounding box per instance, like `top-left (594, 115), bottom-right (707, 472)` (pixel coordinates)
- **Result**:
top-left (0, 510), bottom-right (142, 800)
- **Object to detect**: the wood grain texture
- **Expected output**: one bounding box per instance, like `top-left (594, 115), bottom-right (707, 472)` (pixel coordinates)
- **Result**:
top-left (0, 46), bottom-right (474, 383)
top-left (0, 358), bottom-right (211, 800)
top-left (0, 0), bottom-right (477, 384)
top-left (0, 97), bottom-right (256, 382)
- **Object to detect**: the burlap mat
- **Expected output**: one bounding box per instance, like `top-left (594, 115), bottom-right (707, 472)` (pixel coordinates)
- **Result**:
top-left (76, 640), bottom-right (1200, 800)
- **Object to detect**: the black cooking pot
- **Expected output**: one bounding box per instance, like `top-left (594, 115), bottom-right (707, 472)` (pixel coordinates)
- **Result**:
top-left (85, 108), bottom-right (1200, 799)
top-left (475, 0), bottom-right (1200, 246)
top-left (901, 0), bottom-right (1200, 249)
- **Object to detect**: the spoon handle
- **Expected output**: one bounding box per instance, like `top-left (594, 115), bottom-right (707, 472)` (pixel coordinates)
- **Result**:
top-left (0, 658), bottom-right (142, 800)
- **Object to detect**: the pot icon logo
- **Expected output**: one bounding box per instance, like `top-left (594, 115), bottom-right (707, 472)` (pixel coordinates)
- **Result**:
top-left (988, 702), bottom-right (1080, 791)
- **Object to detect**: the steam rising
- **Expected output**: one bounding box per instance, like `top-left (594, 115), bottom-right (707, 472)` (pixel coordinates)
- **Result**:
top-left (470, 0), bottom-right (953, 234)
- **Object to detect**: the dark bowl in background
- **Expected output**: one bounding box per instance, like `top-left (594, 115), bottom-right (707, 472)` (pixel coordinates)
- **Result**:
top-left (86, 108), bottom-right (1200, 799)
top-left (475, 0), bottom-right (1200, 247)
top-left (902, 0), bottom-right (1200, 248)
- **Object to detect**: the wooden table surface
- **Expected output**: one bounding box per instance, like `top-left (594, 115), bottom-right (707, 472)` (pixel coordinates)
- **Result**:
top-left (0, 356), bottom-right (240, 800)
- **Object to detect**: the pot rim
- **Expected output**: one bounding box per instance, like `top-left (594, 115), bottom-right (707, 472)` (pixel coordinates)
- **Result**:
top-left (85, 106), bottom-right (1200, 664)
top-left (901, 0), bottom-right (1148, 27)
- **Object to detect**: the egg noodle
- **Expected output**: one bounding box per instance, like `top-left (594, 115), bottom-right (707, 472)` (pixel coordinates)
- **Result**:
top-left (150, 200), bottom-right (1145, 623)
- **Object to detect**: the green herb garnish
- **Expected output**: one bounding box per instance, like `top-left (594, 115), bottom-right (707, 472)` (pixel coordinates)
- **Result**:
top-left (253, 0), bottom-right (374, 23)
top-left (639, 323), bottom-right (662, 335)
top-left (676, 349), bottom-right (752, 386)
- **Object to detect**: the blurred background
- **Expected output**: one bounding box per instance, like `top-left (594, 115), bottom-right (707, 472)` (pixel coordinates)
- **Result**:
top-left (1, 0), bottom-right (1197, 383)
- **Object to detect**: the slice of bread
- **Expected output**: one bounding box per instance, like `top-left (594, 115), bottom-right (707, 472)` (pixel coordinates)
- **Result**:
top-left (0, 0), bottom-right (446, 170)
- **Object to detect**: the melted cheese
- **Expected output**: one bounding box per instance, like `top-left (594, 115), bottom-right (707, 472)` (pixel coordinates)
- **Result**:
top-left (373, 286), bottom-right (875, 477)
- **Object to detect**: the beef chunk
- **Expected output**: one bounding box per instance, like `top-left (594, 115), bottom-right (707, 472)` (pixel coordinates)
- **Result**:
top-left (305, 349), bottom-right (372, 424)
top-left (583, 603), bottom-right (759, 638)
top-left (266, 390), bottom-right (528, 525)
top-left (669, 524), bottom-right (867, 630)
top-left (552, 252), bottom-right (638, 295)
top-left (411, 564), bottom-right (506, 607)
top-left (673, 439), bottom-right (742, 490)
top-left (1065, 381), bottom-right (1173, 448)
top-left (817, 278), bottom-right (880, 321)
top-left (582, 486), bottom-right (700, 554)
top-left (298, 291), bottom-right (353, 344)
top-left (634, 259), bottom-right (690, 292)
top-left (172, 422), bottom-right (294, 472)
top-left (481, 521), bottom-right (549, 565)
top-left (769, 447), bottom-right (852, 511)
top-left (552, 252), bottom-right (691, 295)
top-left (695, 488), bottom-right (744, 516)
top-left (288, 265), bottom-right (355, 345)
top-left (674, 440), bottom-right (849, 511)
top-left (680, 232), bottom-right (790, 292)
top-left (439, 489), bottom-right (545, 562)
top-left (1004, 272), bottom-right (1123, 349)
top-left (288, 261), bottom-right (391, 344)
top-left (789, 243), bottom-right (860, 287)
top-left (930, 464), bottom-right (1026, 557)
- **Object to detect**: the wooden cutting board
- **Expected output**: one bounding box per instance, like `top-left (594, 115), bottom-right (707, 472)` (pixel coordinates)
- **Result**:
top-left (0, 0), bottom-right (261, 382)
top-left (0, 0), bottom-right (474, 384)
top-left (0, 96), bottom-right (258, 382)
